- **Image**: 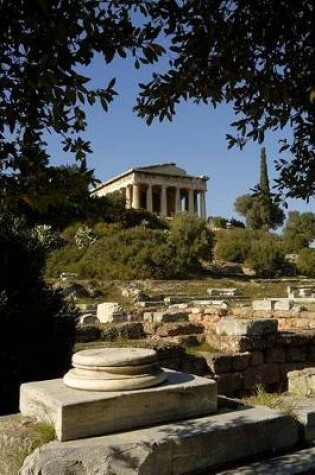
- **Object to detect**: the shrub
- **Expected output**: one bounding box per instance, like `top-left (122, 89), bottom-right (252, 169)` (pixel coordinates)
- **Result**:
top-left (74, 224), bottom-right (97, 249)
top-left (169, 213), bottom-right (215, 270)
top-left (214, 229), bottom-right (252, 262)
top-left (297, 248), bottom-right (315, 277)
top-left (46, 216), bottom-right (215, 280)
top-left (245, 237), bottom-right (287, 278)
top-left (0, 212), bottom-right (77, 414)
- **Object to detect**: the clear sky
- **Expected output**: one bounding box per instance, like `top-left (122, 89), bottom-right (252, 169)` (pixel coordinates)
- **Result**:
top-left (48, 53), bottom-right (314, 222)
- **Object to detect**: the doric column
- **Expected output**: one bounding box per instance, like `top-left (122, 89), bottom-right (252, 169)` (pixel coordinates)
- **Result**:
top-left (146, 184), bottom-right (153, 212)
top-left (175, 187), bottom-right (181, 214)
top-left (126, 185), bottom-right (132, 209)
top-left (200, 191), bottom-right (207, 219)
top-left (160, 185), bottom-right (167, 217)
top-left (194, 191), bottom-right (198, 215)
top-left (132, 184), bottom-right (140, 209)
top-left (188, 189), bottom-right (194, 215)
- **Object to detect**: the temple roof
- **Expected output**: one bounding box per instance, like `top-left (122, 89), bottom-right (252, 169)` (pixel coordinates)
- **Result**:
top-left (92, 162), bottom-right (208, 192)
top-left (134, 163), bottom-right (188, 177)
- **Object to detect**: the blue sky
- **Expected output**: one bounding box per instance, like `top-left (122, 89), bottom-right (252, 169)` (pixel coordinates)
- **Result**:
top-left (48, 54), bottom-right (314, 222)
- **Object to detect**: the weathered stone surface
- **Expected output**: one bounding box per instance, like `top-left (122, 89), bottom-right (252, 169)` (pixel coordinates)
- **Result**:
top-left (97, 302), bottom-right (127, 323)
top-left (144, 311), bottom-right (189, 323)
top-left (75, 325), bottom-right (102, 343)
top-left (215, 372), bottom-right (243, 395)
top-left (232, 352), bottom-right (251, 371)
top-left (165, 334), bottom-right (205, 347)
top-left (63, 348), bottom-right (167, 392)
top-left (20, 370), bottom-right (217, 441)
top-left (265, 348), bottom-right (286, 364)
top-left (21, 405), bottom-right (298, 475)
top-left (79, 313), bottom-right (97, 325)
top-left (216, 447), bottom-right (315, 474)
top-left (207, 354), bottom-right (233, 374)
top-left (275, 331), bottom-right (314, 348)
top-left (252, 299), bottom-right (292, 312)
top-left (216, 318), bottom-right (278, 337)
top-left (250, 351), bottom-right (264, 367)
top-left (308, 346), bottom-right (315, 361)
top-left (206, 333), bottom-right (276, 353)
top-left (243, 364), bottom-right (280, 390)
top-left (285, 396), bottom-right (315, 444)
top-left (288, 368), bottom-right (315, 396)
top-left (101, 322), bottom-right (145, 341)
top-left (286, 346), bottom-right (307, 362)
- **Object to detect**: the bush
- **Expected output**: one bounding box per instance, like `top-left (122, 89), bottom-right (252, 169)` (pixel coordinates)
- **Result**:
top-left (46, 215), bottom-right (215, 280)
top-left (297, 248), bottom-right (315, 277)
top-left (245, 237), bottom-right (287, 278)
top-left (169, 213), bottom-right (215, 271)
top-left (0, 212), bottom-right (77, 414)
top-left (214, 229), bottom-right (252, 262)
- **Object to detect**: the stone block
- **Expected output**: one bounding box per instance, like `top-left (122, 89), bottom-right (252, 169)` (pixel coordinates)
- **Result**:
top-left (275, 331), bottom-right (313, 348)
top-left (208, 354), bottom-right (233, 374)
top-left (20, 370), bottom-right (217, 442)
top-left (217, 447), bottom-right (315, 474)
top-left (155, 322), bottom-right (204, 337)
top-left (215, 372), bottom-right (243, 395)
top-left (252, 299), bottom-right (272, 311)
top-left (308, 346), bottom-right (315, 361)
top-left (79, 313), bottom-right (97, 325)
top-left (21, 406), bottom-right (298, 475)
top-left (75, 325), bottom-right (101, 343)
top-left (250, 351), bottom-right (264, 366)
top-left (232, 352), bottom-right (251, 371)
top-left (288, 368), bottom-right (315, 396)
top-left (216, 318), bottom-right (278, 337)
top-left (265, 348), bottom-right (286, 364)
top-left (274, 299), bottom-right (292, 311)
top-left (97, 302), bottom-right (127, 323)
top-left (286, 346), bottom-right (307, 362)
top-left (144, 311), bottom-right (189, 323)
top-left (207, 333), bottom-right (276, 353)
top-left (243, 364), bottom-right (280, 390)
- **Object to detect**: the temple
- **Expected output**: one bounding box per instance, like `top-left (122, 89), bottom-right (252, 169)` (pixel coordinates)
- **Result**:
top-left (92, 163), bottom-right (209, 219)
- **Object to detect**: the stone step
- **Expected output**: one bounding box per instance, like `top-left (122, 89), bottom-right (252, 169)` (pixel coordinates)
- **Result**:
top-left (216, 447), bottom-right (315, 474)
top-left (20, 369), bottom-right (217, 442)
top-left (21, 404), bottom-right (298, 475)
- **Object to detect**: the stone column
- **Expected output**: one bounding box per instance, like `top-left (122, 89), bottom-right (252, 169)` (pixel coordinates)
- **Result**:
top-left (126, 186), bottom-right (132, 209)
top-left (175, 187), bottom-right (181, 214)
top-left (200, 191), bottom-right (207, 219)
top-left (160, 185), bottom-right (167, 217)
top-left (146, 185), bottom-right (153, 212)
top-left (188, 189), bottom-right (195, 215)
top-left (132, 184), bottom-right (140, 209)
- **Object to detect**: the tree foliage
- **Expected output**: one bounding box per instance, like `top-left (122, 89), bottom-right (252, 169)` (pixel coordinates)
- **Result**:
top-left (297, 248), bottom-right (315, 277)
top-left (135, 1), bottom-right (314, 199)
top-left (283, 211), bottom-right (315, 252)
top-left (0, 1), bottom-right (313, 201)
top-left (0, 212), bottom-right (77, 414)
top-left (0, 0), bottom-right (164, 193)
top-left (46, 215), bottom-right (215, 280)
top-left (234, 149), bottom-right (285, 230)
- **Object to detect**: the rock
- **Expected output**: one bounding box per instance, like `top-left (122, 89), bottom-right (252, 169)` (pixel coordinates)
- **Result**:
top-left (216, 318), bottom-right (278, 337)
top-left (20, 406), bottom-right (298, 475)
top-left (79, 313), bottom-right (97, 325)
top-left (288, 368), bottom-right (315, 396)
top-left (97, 302), bottom-right (127, 323)
top-left (143, 311), bottom-right (189, 323)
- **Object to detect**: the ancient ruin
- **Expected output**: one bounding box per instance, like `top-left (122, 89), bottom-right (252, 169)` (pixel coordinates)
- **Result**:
top-left (91, 163), bottom-right (208, 219)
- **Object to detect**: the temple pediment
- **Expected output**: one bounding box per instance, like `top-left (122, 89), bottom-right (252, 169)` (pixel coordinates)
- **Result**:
top-left (136, 163), bottom-right (188, 177)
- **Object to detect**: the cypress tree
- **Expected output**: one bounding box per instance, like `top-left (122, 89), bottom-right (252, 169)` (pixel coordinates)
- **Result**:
top-left (258, 147), bottom-right (272, 231)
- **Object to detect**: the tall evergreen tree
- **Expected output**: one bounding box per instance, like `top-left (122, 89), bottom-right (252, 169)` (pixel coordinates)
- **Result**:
top-left (258, 147), bottom-right (273, 231)
top-left (234, 148), bottom-right (285, 231)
